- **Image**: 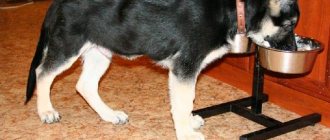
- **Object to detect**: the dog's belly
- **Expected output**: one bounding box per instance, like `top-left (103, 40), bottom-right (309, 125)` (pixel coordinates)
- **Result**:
top-left (93, 45), bottom-right (142, 61)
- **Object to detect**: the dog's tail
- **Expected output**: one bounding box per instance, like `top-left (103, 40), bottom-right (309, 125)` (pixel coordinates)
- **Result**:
top-left (25, 25), bottom-right (48, 104)
top-left (25, 0), bottom-right (61, 104)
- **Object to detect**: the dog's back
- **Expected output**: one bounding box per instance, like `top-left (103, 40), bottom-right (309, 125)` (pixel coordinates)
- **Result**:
top-left (42, 0), bottom-right (233, 59)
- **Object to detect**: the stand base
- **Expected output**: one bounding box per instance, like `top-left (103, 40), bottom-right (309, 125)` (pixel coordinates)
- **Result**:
top-left (193, 94), bottom-right (321, 140)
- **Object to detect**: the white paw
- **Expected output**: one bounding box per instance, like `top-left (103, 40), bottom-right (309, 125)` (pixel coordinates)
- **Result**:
top-left (39, 110), bottom-right (61, 124)
top-left (191, 115), bottom-right (204, 130)
top-left (177, 131), bottom-right (205, 140)
top-left (101, 110), bottom-right (129, 125)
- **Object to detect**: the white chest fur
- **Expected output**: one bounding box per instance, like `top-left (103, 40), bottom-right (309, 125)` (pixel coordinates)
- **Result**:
top-left (200, 47), bottom-right (229, 70)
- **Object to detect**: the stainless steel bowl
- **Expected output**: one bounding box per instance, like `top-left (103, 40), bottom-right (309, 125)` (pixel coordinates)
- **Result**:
top-left (258, 35), bottom-right (323, 74)
top-left (230, 34), bottom-right (255, 54)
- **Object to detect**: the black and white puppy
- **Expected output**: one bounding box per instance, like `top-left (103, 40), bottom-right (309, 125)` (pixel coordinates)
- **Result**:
top-left (26, 0), bottom-right (299, 139)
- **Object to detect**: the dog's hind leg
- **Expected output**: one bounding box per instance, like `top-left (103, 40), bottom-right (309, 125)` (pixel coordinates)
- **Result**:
top-left (76, 46), bottom-right (128, 125)
top-left (36, 46), bottom-right (87, 123)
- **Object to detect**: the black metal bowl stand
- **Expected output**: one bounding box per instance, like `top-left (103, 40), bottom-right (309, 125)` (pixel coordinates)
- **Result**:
top-left (192, 47), bottom-right (321, 140)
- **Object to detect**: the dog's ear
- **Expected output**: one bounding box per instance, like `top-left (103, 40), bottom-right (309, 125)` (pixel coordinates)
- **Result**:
top-left (269, 0), bottom-right (296, 17)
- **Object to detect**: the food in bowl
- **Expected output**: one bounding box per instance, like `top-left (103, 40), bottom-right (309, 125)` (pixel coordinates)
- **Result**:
top-left (295, 35), bottom-right (321, 51)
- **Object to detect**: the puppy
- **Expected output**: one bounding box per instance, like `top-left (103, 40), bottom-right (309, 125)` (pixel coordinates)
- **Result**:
top-left (26, 0), bottom-right (300, 139)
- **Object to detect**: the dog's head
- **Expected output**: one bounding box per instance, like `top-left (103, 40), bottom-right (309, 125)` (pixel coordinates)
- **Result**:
top-left (247, 0), bottom-right (300, 51)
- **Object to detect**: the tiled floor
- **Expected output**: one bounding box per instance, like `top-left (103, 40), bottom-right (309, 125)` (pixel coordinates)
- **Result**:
top-left (1, 1), bottom-right (330, 139)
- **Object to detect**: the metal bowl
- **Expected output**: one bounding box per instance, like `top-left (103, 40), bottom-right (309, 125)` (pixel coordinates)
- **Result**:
top-left (230, 34), bottom-right (255, 54)
top-left (258, 35), bottom-right (323, 74)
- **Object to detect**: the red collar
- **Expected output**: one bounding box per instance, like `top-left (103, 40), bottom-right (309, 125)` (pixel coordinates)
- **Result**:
top-left (236, 0), bottom-right (246, 34)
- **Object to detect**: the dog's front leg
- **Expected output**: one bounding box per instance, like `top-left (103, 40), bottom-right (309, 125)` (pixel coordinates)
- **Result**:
top-left (169, 71), bottom-right (205, 140)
